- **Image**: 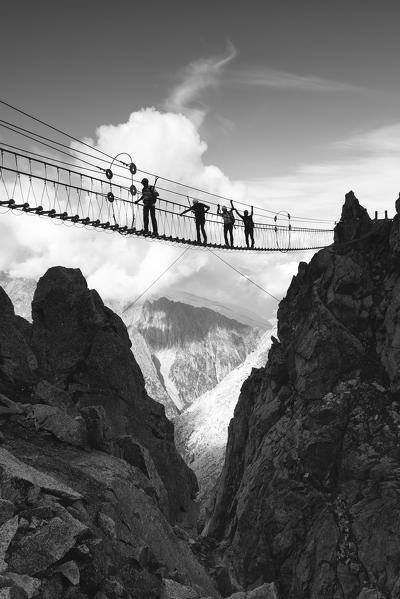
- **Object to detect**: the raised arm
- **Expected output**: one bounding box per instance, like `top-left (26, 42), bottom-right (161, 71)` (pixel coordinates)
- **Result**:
top-left (251, 205), bottom-right (254, 217)
top-left (231, 199), bottom-right (243, 219)
top-left (217, 204), bottom-right (221, 215)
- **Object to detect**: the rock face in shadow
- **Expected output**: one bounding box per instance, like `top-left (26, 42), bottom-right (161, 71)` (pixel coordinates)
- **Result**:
top-left (0, 287), bottom-right (37, 401)
top-left (0, 266), bottom-right (218, 599)
top-left (30, 267), bottom-right (196, 524)
top-left (205, 195), bottom-right (400, 598)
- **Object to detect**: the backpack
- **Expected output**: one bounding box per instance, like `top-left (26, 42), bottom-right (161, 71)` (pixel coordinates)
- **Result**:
top-left (149, 185), bottom-right (159, 204)
top-left (143, 186), bottom-right (159, 206)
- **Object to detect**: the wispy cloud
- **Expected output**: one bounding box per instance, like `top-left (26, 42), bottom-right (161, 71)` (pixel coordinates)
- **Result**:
top-left (229, 67), bottom-right (361, 92)
top-left (337, 123), bottom-right (400, 153)
top-left (164, 46), bottom-right (360, 130)
top-left (164, 42), bottom-right (237, 125)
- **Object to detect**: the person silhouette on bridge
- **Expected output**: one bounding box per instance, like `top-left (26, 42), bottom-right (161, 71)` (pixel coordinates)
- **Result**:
top-left (230, 200), bottom-right (254, 248)
top-left (217, 204), bottom-right (235, 247)
top-left (180, 199), bottom-right (210, 244)
top-left (134, 178), bottom-right (159, 236)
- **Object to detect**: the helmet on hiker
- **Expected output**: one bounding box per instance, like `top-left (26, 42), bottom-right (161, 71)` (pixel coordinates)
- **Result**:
top-left (193, 199), bottom-right (198, 204)
top-left (141, 178), bottom-right (149, 185)
top-left (222, 205), bottom-right (227, 211)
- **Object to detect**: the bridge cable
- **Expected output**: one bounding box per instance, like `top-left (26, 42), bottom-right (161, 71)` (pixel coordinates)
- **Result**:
top-left (0, 98), bottom-right (117, 164)
top-left (1, 137), bottom-right (331, 227)
top-left (207, 249), bottom-right (279, 302)
top-left (0, 122), bottom-right (106, 173)
top-left (0, 141), bottom-right (102, 176)
top-left (123, 247), bottom-right (189, 310)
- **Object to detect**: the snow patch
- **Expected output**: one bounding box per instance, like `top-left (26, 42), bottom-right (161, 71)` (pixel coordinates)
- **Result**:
top-left (155, 348), bottom-right (185, 410)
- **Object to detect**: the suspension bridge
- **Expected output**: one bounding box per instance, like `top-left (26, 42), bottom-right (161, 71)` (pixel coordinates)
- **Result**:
top-left (0, 148), bottom-right (334, 252)
top-left (0, 99), bottom-right (335, 252)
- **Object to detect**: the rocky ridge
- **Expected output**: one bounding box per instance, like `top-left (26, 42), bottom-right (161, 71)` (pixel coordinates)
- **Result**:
top-left (205, 192), bottom-right (400, 598)
top-left (0, 267), bottom-right (219, 599)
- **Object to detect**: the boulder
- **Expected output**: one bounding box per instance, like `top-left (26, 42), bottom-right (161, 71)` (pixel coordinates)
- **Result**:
top-left (357, 590), bottom-right (385, 599)
top-left (247, 583), bottom-right (279, 598)
top-left (0, 499), bottom-right (14, 525)
top-left (0, 394), bottom-right (24, 416)
top-left (55, 560), bottom-right (80, 585)
top-left (1, 573), bottom-right (41, 598)
top-left (96, 511), bottom-right (116, 540)
top-left (8, 513), bottom-right (87, 575)
top-left (0, 515), bottom-right (18, 572)
top-left (161, 578), bottom-right (200, 599)
top-left (29, 404), bottom-right (87, 447)
top-left (31, 380), bottom-right (77, 414)
top-left (0, 447), bottom-right (82, 502)
top-left (79, 405), bottom-right (111, 451)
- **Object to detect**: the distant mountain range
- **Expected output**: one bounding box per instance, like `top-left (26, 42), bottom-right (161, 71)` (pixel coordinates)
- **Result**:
top-left (124, 297), bottom-right (265, 411)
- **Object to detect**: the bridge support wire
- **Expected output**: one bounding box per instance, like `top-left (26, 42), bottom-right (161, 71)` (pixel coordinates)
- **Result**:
top-left (207, 249), bottom-right (280, 302)
top-left (124, 247), bottom-right (190, 309)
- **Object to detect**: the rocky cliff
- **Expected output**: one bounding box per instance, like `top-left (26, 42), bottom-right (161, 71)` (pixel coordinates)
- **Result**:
top-left (205, 193), bottom-right (400, 598)
top-left (126, 298), bottom-right (263, 411)
top-left (0, 267), bottom-right (219, 599)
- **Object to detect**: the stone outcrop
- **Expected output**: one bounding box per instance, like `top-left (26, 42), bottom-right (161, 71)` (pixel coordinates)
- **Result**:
top-left (334, 190), bottom-right (372, 244)
top-left (0, 266), bottom-right (219, 599)
top-left (0, 287), bottom-right (37, 402)
top-left (28, 266), bottom-right (196, 524)
top-left (205, 194), bottom-right (400, 598)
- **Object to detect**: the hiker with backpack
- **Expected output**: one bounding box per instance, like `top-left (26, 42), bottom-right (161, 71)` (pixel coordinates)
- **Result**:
top-left (180, 199), bottom-right (210, 244)
top-left (217, 204), bottom-right (235, 247)
top-left (230, 200), bottom-right (255, 248)
top-left (134, 178), bottom-right (159, 235)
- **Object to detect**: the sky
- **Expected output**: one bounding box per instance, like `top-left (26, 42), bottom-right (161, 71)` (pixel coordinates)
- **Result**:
top-left (1, 0), bottom-right (400, 322)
